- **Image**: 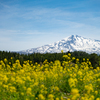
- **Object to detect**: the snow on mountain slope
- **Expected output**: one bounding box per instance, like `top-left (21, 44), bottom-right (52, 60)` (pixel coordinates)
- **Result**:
top-left (19, 35), bottom-right (100, 54)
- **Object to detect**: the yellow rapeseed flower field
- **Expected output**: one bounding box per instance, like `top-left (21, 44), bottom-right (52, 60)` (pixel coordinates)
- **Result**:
top-left (0, 51), bottom-right (100, 100)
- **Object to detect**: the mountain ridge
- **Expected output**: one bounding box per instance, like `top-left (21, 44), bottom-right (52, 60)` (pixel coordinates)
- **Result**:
top-left (18, 35), bottom-right (100, 54)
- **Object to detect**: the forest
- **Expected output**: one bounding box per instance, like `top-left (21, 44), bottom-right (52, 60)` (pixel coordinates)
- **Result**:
top-left (0, 50), bottom-right (100, 69)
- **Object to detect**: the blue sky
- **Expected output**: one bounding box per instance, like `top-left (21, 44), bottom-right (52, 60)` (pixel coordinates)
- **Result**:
top-left (0, 0), bottom-right (100, 51)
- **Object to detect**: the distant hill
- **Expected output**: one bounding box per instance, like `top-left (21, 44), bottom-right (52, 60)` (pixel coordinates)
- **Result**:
top-left (18, 35), bottom-right (100, 54)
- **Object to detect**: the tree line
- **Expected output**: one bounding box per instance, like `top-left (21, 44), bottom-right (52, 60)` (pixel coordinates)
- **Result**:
top-left (0, 50), bottom-right (100, 69)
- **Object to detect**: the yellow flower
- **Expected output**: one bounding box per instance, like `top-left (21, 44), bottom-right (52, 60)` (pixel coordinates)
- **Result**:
top-left (83, 58), bottom-right (85, 61)
top-left (9, 62), bottom-right (11, 64)
top-left (95, 91), bottom-right (98, 95)
top-left (72, 57), bottom-right (75, 60)
top-left (56, 97), bottom-right (59, 100)
top-left (61, 97), bottom-right (64, 100)
top-left (3, 75), bottom-right (8, 83)
top-left (30, 61), bottom-right (32, 63)
top-left (9, 86), bottom-right (16, 92)
top-left (35, 97), bottom-right (38, 99)
top-left (3, 84), bottom-right (8, 90)
top-left (68, 53), bottom-right (71, 57)
top-left (63, 55), bottom-right (68, 58)
top-left (76, 59), bottom-right (79, 63)
top-left (11, 57), bottom-right (13, 59)
top-left (10, 77), bottom-right (15, 82)
top-left (96, 67), bottom-right (100, 70)
top-left (67, 99), bottom-right (71, 100)
top-left (54, 86), bottom-right (59, 91)
top-left (26, 87), bottom-right (32, 95)
top-left (0, 82), bottom-right (2, 85)
top-left (71, 88), bottom-right (79, 94)
top-left (81, 97), bottom-right (85, 100)
top-left (4, 58), bottom-right (7, 62)
top-left (21, 92), bottom-right (24, 96)
top-left (26, 76), bottom-right (31, 81)
top-left (61, 50), bottom-right (63, 53)
top-left (38, 94), bottom-right (45, 100)
top-left (48, 94), bottom-right (54, 99)
top-left (68, 78), bottom-right (76, 88)
top-left (71, 88), bottom-right (80, 100)
top-left (78, 70), bottom-right (82, 76)
top-left (84, 84), bottom-right (94, 94)
top-left (87, 59), bottom-right (89, 61)
top-left (40, 84), bottom-right (45, 89)
top-left (89, 61), bottom-right (91, 65)
top-left (90, 95), bottom-right (94, 100)
top-left (96, 98), bottom-right (100, 100)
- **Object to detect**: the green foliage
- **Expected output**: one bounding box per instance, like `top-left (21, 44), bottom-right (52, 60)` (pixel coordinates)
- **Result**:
top-left (0, 50), bottom-right (100, 69)
top-left (59, 75), bottom-right (71, 93)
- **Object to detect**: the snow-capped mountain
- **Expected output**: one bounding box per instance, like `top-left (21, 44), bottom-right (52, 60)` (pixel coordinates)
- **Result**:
top-left (19, 35), bottom-right (100, 54)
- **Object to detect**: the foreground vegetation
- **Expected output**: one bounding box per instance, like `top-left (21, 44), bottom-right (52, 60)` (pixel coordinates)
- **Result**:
top-left (0, 51), bottom-right (100, 100)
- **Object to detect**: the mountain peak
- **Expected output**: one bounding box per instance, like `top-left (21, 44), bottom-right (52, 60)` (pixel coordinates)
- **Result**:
top-left (19, 35), bottom-right (100, 54)
top-left (70, 35), bottom-right (82, 38)
top-left (64, 35), bottom-right (80, 40)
